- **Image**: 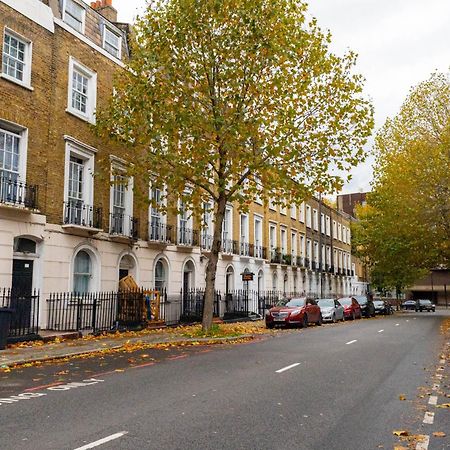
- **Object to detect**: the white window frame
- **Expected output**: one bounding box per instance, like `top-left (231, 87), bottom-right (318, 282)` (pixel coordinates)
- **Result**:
top-left (306, 205), bottom-right (312, 228)
top-left (326, 216), bottom-right (331, 236)
top-left (299, 234), bottom-right (305, 257)
top-left (269, 223), bottom-right (277, 249)
top-left (63, 137), bottom-right (96, 212)
top-left (290, 204), bottom-right (297, 220)
top-left (67, 57), bottom-right (97, 124)
top-left (280, 227), bottom-right (287, 254)
top-left (313, 209), bottom-right (318, 231)
top-left (110, 162), bottom-right (133, 236)
top-left (222, 205), bottom-right (233, 253)
top-left (320, 213), bottom-right (325, 234)
top-left (254, 214), bottom-right (263, 258)
top-left (269, 198), bottom-right (276, 211)
top-left (240, 213), bottom-right (250, 255)
top-left (338, 223), bottom-right (342, 241)
top-left (299, 202), bottom-right (305, 223)
top-left (62, 0), bottom-right (86, 34)
top-left (102, 24), bottom-right (122, 59)
top-left (291, 231), bottom-right (297, 258)
top-left (333, 220), bottom-right (337, 239)
top-left (0, 119), bottom-right (28, 184)
top-left (1, 28), bottom-right (33, 90)
top-left (279, 203), bottom-right (286, 216)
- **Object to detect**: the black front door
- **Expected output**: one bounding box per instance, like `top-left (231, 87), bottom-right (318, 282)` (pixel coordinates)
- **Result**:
top-left (11, 259), bottom-right (34, 329)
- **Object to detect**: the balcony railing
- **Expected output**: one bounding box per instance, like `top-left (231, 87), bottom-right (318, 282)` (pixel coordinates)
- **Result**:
top-left (0, 176), bottom-right (38, 209)
top-left (282, 253), bottom-right (291, 265)
top-left (296, 256), bottom-right (305, 267)
top-left (252, 244), bottom-right (266, 259)
top-left (305, 257), bottom-right (310, 269)
top-left (270, 248), bottom-right (282, 264)
top-left (63, 201), bottom-right (102, 229)
top-left (149, 222), bottom-right (172, 243)
top-left (177, 227), bottom-right (199, 246)
top-left (109, 213), bottom-right (139, 240)
top-left (221, 237), bottom-right (234, 254)
top-left (201, 233), bottom-right (213, 251)
top-left (240, 241), bottom-right (250, 256)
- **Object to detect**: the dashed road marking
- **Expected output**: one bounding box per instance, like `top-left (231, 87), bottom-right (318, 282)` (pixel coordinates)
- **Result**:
top-left (74, 431), bottom-right (128, 450)
top-left (422, 411), bottom-right (434, 425)
top-left (415, 435), bottom-right (430, 450)
top-left (276, 363), bottom-right (301, 373)
top-left (346, 340), bottom-right (357, 345)
top-left (428, 395), bottom-right (438, 405)
top-left (378, 329), bottom-right (384, 333)
top-left (395, 323), bottom-right (400, 326)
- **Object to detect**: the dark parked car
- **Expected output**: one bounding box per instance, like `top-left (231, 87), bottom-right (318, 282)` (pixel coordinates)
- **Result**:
top-left (338, 297), bottom-right (362, 320)
top-left (266, 297), bottom-right (322, 328)
top-left (373, 299), bottom-right (394, 315)
top-left (354, 295), bottom-right (376, 318)
top-left (415, 299), bottom-right (435, 312)
top-left (401, 300), bottom-right (417, 310)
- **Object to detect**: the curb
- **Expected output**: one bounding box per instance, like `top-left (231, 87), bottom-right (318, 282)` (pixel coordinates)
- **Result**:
top-left (2, 334), bottom-right (255, 368)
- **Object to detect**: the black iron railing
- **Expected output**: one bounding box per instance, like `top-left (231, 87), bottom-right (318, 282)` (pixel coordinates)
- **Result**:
top-left (0, 288), bottom-right (40, 342)
top-left (177, 227), bottom-right (199, 246)
top-left (109, 213), bottom-right (139, 240)
top-left (181, 289), bottom-right (220, 321)
top-left (149, 222), bottom-right (172, 243)
top-left (200, 233), bottom-right (213, 251)
top-left (63, 201), bottom-right (102, 229)
top-left (270, 248), bottom-right (282, 264)
top-left (240, 241), bottom-right (250, 256)
top-left (0, 176), bottom-right (38, 209)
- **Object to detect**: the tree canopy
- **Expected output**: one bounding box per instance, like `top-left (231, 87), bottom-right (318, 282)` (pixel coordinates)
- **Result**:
top-left (97, 0), bottom-right (374, 329)
top-left (352, 72), bottom-right (450, 294)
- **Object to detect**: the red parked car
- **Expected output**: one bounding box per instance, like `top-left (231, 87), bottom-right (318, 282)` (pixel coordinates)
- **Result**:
top-left (266, 297), bottom-right (322, 328)
top-left (338, 297), bottom-right (362, 320)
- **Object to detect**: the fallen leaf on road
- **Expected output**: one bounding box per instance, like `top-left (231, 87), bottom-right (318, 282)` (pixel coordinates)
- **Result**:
top-left (393, 430), bottom-right (409, 436)
top-left (433, 432), bottom-right (446, 437)
top-left (436, 403), bottom-right (450, 408)
top-left (55, 370), bottom-right (68, 375)
top-left (399, 394), bottom-right (406, 401)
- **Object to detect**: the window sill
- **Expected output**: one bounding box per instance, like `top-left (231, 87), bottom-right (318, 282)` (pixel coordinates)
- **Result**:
top-left (65, 108), bottom-right (96, 125)
top-left (0, 73), bottom-right (34, 91)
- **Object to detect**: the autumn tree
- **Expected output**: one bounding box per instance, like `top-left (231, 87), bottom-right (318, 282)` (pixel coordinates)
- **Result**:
top-left (352, 72), bottom-right (450, 294)
top-left (97, 0), bottom-right (374, 331)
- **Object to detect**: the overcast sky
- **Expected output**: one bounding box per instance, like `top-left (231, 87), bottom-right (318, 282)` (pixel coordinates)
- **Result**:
top-left (101, 0), bottom-right (450, 194)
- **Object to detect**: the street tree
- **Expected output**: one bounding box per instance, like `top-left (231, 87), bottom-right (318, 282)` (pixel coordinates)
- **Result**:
top-left (97, 0), bottom-right (374, 331)
top-left (353, 72), bottom-right (450, 294)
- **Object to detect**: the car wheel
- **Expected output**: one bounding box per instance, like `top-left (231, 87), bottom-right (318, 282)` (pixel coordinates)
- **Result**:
top-left (316, 314), bottom-right (323, 326)
top-left (300, 314), bottom-right (308, 328)
top-left (351, 311), bottom-right (355, 320)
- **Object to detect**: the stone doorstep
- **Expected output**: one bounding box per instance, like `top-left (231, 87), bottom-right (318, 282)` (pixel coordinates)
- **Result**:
top-left (39, 330), bottom-right (81, 343)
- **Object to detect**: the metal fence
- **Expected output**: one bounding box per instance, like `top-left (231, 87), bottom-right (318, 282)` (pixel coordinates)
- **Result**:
top-left (181, 289), bottom-right (221, 322)
top-left (0, 288), bottom-right (40, 342)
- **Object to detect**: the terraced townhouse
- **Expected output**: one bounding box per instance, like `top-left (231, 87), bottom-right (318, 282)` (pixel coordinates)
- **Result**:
top-left (0, 0), bottom-right (364, 331)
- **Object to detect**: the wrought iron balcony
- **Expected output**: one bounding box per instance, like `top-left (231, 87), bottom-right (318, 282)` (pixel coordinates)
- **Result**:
top-left (201, 233), bottom-right (213, 251)
top-left (270, 248), bottom-right (282, 264)
top-left (240, 241), bottom-right (250, 257)
top-left (63, 201), bottom-right (102, 229)
top-left (282, 253), bottom-right (291, 265)
top-left (252, 244), bottom-right (266, 259)
top-left (149, 221), bottom-right (172, 243)
top-left (221, 237), bottom-right (234, 254)
top-left (177, 227), bottom-right (199, 246)
top-left (0, 176), bottom-right (38, 210)
top-left (109, 213), bottom-right (139, 240)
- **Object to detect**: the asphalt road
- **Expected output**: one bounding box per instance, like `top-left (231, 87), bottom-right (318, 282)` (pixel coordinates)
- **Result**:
top-left (0, 311), bottom-right (448, 450)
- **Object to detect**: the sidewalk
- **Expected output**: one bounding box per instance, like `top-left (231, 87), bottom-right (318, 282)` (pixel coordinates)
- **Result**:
top-left (0, 330), bottom-right (256, 368)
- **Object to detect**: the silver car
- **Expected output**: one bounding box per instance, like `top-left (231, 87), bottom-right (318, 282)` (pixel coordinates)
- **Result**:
top-left (317, 298), bottom-right (345, 323)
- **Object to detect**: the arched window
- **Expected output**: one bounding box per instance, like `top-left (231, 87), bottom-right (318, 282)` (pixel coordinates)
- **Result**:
top-left (74, 250), bottom-right (91, 293)
top-left (183, 260), bottom-right (195, 292)
top-left (155, 259), bottom-right (166, 291)
top-left (119, 254), bottom-right (135, 281)
top-left (226, 266), bottom-right (234, 294)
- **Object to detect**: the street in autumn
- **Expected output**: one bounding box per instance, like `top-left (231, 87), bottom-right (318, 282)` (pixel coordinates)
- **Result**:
top-left (1, 312), bottom-right (449, 450)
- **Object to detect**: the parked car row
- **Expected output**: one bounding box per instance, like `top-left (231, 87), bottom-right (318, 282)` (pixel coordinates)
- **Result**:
top-left (265, 295), bottom-right (393, 328)
top-left (401, 299), bottom-right (436, 312)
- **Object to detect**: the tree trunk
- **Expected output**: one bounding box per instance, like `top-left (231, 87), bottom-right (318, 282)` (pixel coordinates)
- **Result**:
top-left (202, 195), bottom-right (227, 332)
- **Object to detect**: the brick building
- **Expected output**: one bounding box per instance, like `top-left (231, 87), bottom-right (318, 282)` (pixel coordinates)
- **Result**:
top-left (0, 0), bottom-right (364, 330)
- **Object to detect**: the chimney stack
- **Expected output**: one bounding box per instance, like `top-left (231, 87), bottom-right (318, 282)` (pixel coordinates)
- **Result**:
top-left (90, 0), bottom-right (118, 23)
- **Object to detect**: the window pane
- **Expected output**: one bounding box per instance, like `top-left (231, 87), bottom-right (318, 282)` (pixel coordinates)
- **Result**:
top-left (2, 33), bottom-right (26, 81)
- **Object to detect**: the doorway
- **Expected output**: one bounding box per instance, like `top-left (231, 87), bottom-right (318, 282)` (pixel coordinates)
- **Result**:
top-left (11, 259), bottom-right (34, 328)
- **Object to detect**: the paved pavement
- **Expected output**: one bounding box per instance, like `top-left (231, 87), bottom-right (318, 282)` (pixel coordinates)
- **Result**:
top-left (0, 311), bottom-right (448, 450)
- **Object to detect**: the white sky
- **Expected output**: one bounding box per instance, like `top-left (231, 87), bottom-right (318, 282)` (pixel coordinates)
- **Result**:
top-left (101, 0), bottom-right (450, 194)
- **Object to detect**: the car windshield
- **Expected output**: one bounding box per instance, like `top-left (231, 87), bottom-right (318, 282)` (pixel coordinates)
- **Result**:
top-left (420, 300), bottom-right (432, 304)
top-left (317, 299), bottom-right (335, 308)
top-left (355, 296), bottom-right (367, 305)
top-left (285, 298), bottom-right (306, 308)
top-left (373, 300), bottom-right (384, 306)
top-left (339, 297), bottom-right (352, 306)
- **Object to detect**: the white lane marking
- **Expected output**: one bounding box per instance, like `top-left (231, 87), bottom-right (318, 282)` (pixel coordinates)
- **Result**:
top-left (432, 383), bottom-right (440, 391)
top-left (406, 320), bottom-right (409, 322)
top-left (395, 323), bottom-right (400, 326)
top-left (346, 340), bottom-right (357, 345)
top-left (378, 329), bottom-right (384, 333)
top-left (416, 435), bottom-right (430, 450)
top-left (276, 363), bottom-right (301, 373)
top-left (422, 411), bottom-right (434, 424)
top-left (74, 432), bottom-right (128, 450)
top-left (428, 395), bottom-right (438, 405)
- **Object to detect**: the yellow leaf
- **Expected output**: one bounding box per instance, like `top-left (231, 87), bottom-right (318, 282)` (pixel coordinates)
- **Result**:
top-left (433, 432), bottom-right (446, 437)
top-left (393, 430), bottom-right (409, 436)
top-left (398, 394), bottom-right (406, 401)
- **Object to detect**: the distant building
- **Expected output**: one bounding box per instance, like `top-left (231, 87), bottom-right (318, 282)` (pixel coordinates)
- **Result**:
top-left (406, 269), bottom-right (450, 306)
top-left (337, 192), bottom-right (368, 219)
